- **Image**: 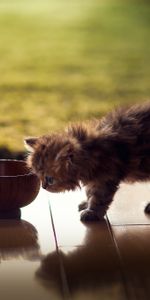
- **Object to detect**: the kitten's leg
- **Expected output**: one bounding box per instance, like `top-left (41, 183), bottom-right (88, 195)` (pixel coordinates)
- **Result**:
top-left (80, 181), bottom-right (119, 222)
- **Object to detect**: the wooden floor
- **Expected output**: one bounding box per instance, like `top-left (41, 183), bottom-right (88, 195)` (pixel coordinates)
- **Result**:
top-left (1, 182), bottom-right (150, 300)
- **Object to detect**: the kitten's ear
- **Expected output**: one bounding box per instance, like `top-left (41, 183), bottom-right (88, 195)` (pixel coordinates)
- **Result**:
top-left (24, 137), bottom-right (38, 151)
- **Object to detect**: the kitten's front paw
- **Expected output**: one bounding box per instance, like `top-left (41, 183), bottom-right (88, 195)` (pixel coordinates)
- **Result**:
top-left (78, 201), bottom-right (88, 211)
top-left (80, 209), bottom-right (100, 222)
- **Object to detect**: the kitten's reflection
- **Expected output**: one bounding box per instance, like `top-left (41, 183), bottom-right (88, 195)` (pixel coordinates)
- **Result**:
top-left (36, 221), bottom-right (124, 297)
top-left (0, 220), bottom-right (41, 260)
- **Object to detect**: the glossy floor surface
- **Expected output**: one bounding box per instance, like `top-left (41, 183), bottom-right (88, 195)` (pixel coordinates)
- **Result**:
top-left (1, 183), bottom-right (150, 300)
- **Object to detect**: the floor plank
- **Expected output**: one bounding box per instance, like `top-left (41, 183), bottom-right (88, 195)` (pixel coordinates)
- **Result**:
top-left (112, 225), bottom-right (150, 300)
top-left (48, 189), bottom-right (88, 247)
top-left (49, 190), bottom-right (127, 300)
top-left (58, 228), bottom-right (127, 300)
top-left (108, 183), bottom-right (150, 225)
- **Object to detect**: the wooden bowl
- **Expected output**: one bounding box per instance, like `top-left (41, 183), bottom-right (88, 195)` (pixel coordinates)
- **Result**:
top-left (0, 159), bottom-right (40, 212)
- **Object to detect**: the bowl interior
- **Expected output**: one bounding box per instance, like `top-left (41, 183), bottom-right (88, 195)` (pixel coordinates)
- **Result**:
top-left (0, 160), bottom-right (30, 177)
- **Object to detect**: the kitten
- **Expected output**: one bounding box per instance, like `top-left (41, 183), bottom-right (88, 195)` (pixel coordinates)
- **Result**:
top-left (25, 103), bottom-right (150, 222)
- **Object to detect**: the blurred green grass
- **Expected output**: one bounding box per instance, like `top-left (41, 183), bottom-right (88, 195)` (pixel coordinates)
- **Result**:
top-left (0, 0), bottom-right (150, 151)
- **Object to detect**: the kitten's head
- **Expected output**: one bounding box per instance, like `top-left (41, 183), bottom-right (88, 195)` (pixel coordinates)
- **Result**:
top-left (24, 134), bottom-right (81, 192)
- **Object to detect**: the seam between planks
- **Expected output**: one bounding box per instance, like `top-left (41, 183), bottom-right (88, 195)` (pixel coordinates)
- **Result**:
top-left (48, 199), bottom-right (71, 300)
top-left (106, 214), bottom-right (135, 300)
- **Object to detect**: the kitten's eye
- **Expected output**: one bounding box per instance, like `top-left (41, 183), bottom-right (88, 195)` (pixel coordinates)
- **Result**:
top-left (45, 176), bottom-right (55, 186)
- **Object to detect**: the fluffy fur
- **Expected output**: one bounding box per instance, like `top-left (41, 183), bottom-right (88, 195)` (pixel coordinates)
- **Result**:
top-left (25, 103), bottom-right (150, 221)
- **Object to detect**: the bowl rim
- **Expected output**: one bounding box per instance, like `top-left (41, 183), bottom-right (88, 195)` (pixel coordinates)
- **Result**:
top-left (0, 159), bottom-right (35, 178)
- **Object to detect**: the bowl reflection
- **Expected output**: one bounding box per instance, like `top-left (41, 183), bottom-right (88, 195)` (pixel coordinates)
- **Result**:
top-left (0, 220), bottom-right (41, 260)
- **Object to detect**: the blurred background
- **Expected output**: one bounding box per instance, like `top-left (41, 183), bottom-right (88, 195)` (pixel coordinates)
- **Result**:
top-left (0, 0), bottom-right (149, 156)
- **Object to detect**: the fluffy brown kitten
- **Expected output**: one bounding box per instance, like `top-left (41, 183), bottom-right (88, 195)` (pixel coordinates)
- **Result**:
top-left (25, 103), bottom-right (150, 222)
